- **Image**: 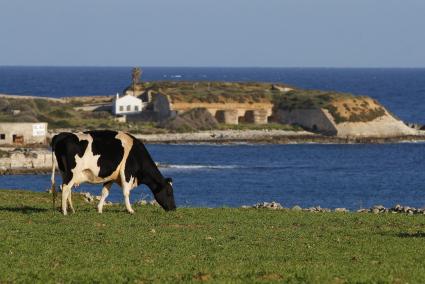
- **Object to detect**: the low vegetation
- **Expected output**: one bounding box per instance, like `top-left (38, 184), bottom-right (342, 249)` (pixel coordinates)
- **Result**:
top-left (0, 149), bottom-right (10, 158)
top-left (0, 97), bottom-right (166, 133)
top-left (274, 89), bottom-right (387, 124)
top-left (144, 81), bottom-right (283, 104)
top-left (2, 190), bottom-right (425, 283)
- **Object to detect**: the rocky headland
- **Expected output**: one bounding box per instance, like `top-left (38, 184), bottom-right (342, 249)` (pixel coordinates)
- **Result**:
top-left (1, 80), bottom-right (423, 139)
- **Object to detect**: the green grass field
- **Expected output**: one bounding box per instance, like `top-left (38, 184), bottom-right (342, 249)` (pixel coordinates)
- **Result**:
top-left (2, 190), bottom-right (425, 283)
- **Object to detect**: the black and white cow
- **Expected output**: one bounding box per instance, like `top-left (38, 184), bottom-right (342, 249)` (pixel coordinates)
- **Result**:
top-left (50, 130), bottom-right (176, 215)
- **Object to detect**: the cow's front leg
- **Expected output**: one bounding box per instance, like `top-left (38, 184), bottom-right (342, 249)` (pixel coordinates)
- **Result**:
top-left (98, 182), bottom-right (112, 213)
top-left (122, 185), bottom-right (134, 214)
top-left (61, 183), bottom-right (72, 215)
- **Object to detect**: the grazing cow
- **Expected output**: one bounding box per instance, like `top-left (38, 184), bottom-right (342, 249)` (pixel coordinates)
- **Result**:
top-left (50, 130), bottom-right (176, 215)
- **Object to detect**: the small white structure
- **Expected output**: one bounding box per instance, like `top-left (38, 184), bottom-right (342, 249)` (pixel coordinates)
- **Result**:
top-left (112, 93), bottom-right (146, 115)
top-left (0, 122), bottom-right (48, 145)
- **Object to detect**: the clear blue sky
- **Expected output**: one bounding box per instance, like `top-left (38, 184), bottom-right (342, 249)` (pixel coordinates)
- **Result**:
top-left (0, 0), bottom-right (424, 67)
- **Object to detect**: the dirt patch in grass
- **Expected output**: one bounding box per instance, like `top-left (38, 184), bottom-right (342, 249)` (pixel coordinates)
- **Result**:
top-left (325, 96), bottom-right (387, 124)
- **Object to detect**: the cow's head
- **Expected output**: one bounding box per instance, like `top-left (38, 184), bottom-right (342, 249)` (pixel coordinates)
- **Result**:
top-left (154, 177), bottom-right (176, 211)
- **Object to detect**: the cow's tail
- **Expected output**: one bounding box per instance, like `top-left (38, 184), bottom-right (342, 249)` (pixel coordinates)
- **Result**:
top-left (50, 147), bottom-right (57, 211)
top-left (49, 133), bottom-right (71, 211)
top-left (51, 152), bottom-right (57, 210)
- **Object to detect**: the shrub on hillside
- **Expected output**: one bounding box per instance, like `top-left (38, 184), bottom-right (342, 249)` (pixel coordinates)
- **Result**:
top-left (83, 111), bottom-right (111, 119)
top-left (50, 120), bottom-right (72, 128)
top-left (0, 98), bottom-right (10, 111)
top-left (159, 108), bottom-right (218, 132)
top-left (48, 109), bottom-right (72, 118)
top-left (34, 99), bottom-right (50, 112)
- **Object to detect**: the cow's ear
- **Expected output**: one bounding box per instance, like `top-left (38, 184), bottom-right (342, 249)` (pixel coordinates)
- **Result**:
top-left (165, 177), bottom-right (173, 184)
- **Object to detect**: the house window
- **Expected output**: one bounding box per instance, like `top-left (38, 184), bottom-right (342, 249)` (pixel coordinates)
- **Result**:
top-left (134, 106), bottom-right (139, 111)
top-left (0, 134), bottom-right (5, 140)
top-left (119, 106), bottom-right (124, 112)
top-left (127, 105), bottom-right (131, 111)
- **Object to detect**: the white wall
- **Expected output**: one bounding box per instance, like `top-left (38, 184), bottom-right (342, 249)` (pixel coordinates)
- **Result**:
top-left (0, 122), bottom-right (48, 145)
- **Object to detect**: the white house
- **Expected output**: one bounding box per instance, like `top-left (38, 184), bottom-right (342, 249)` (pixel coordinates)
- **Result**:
top-left (112, 93), bottom-right (146, 115)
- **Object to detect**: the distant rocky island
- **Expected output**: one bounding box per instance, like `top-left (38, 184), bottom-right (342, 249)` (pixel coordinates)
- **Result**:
top-left (0, 68), bottom-right (424, 147)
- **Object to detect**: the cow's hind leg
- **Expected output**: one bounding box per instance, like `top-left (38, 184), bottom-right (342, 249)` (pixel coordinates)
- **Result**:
top-left (98, 182), bottom-right (113, 213)
top-left (61, 183), bottom-right (73, 215)
top-left (122, 184), bottom-right (134, 214)
top-left (67, 192), bottom-right (75, 214)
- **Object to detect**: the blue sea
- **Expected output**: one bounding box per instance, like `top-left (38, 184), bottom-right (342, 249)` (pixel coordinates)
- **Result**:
top-left (0, 67), bottom-right (425, 209)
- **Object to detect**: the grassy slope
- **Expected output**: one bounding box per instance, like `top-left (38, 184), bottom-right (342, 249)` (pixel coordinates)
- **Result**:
top-left (144, 81), bottom-right (280, 104)
top-left (2, 190), bottom-right (425, 283)
top-left (0, 98), bottom-right (168, 134)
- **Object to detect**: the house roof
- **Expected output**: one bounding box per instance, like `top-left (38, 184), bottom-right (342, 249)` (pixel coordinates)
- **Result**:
top-left (114, 94), bottom-right (142, 103)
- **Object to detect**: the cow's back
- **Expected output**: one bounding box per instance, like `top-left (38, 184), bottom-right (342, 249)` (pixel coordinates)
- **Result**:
top-left (84, 130), bottom-right (125, 178)
top-left (53, 130), bottom-right (133, 185)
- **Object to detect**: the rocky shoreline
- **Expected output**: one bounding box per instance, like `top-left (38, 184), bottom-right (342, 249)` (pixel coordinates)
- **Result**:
top-left (244, 201), bottom-right (425, 215)
top-left (131, 129), bottom-right (425, 144)
top-left (70, 195), bottom-right (425, 215)
top-left (1, 129), bottom-right (425, 176)
top-left (0, 148), bottom-right (53, 175)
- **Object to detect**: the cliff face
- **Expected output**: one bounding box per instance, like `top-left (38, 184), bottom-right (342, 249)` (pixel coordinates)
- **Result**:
top-left (275, 109), bottom-right (337, 136)
top-left (323, 97), bottom-right (416, 137)
top-left (277, 102), bottom-right (416, 138)
top-left (329, 110), bottom-right (416, 137)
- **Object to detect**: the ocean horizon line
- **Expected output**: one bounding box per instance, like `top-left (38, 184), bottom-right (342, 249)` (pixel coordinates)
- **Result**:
top-left (1, 65), bottom-right (425, 70)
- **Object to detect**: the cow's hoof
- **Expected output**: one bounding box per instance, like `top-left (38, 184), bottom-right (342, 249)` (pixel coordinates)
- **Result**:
top-left (128, 209), bottom-right (135, 214)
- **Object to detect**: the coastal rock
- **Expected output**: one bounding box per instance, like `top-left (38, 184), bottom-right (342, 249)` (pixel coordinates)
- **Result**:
top-left (271, 84), bottom-right (293, 93)
top-left (136, 199), bottom-right (159, 207)
top-left (253, 201), bottom-right (283, 210)
top-left (372, 208), bottom-right (380, 214)
top-left (393, 204), bottom-right (402, 212)
top-left (159, 108), bottom-right (219, 132)
top-left (81, 192), bottom-right (95, 203)
top-left (357, 208), bottom-right (369, 213)
top-left (0, 148), bottom-right (53, 174)
top-left (303, 206), bottom-right (330, 213)
top-left (406, 123), bottom-right (423, 130)
top-left (335, 208), bottom-right (349, 213)
top-left (291, 205), bottom-right (302, 211)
